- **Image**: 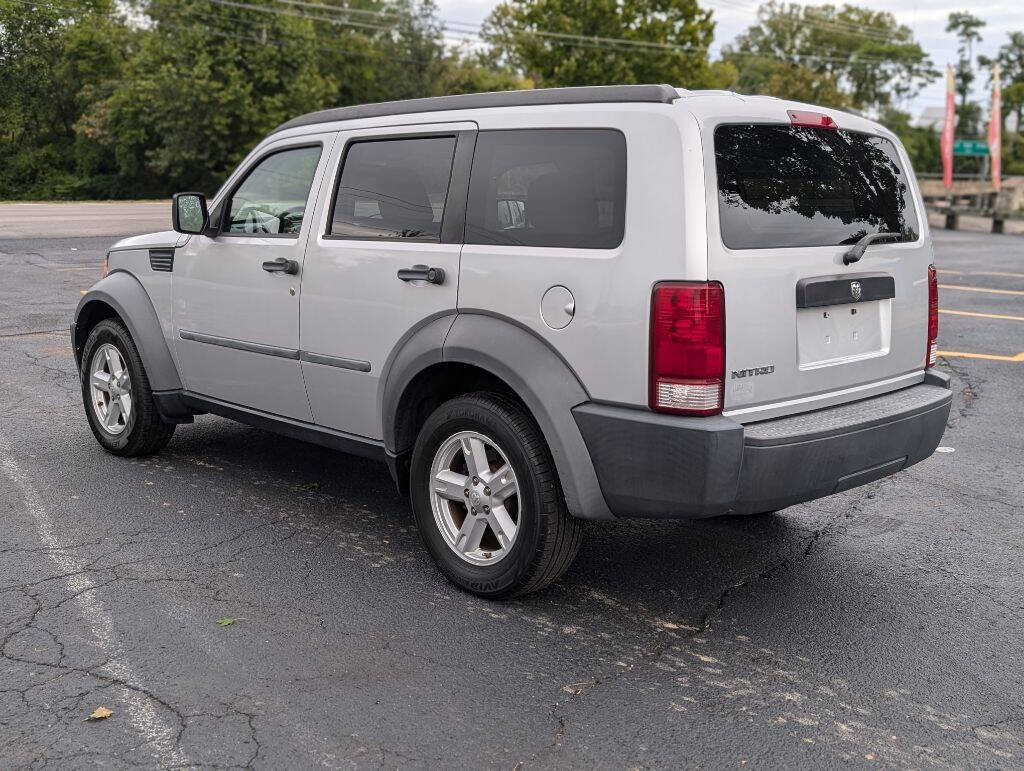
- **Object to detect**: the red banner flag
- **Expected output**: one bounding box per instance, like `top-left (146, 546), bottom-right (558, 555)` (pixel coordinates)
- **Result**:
top-left (940, 64), bottom-right (956, 190)
top-left (988, 63), bottom-right (1002, 192)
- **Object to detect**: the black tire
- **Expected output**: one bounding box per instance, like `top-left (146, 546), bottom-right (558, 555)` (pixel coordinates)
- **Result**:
top-left (410, 392), bottom-right (583, 599)
top-left (80, 318), bottom-right (175, 457)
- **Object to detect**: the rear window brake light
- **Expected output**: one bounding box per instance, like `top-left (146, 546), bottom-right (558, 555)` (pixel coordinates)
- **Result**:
top-left (787, 110), bottom-right (837, 129)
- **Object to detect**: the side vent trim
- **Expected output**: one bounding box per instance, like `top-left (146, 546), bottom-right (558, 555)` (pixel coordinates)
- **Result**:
top-left (149, 248), bottom-right (175, 272)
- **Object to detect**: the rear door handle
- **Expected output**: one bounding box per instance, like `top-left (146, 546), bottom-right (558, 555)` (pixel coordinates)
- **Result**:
top-left (397, 264), bottom-right (445, 285)
top-left (262, 257), bottom-right (299, 275)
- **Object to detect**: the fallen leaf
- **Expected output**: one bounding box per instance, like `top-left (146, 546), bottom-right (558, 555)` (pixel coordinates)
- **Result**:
top-left (86, 706), bottom-right (113, 721)
top-left (216, 617), bottom-right (237, 627)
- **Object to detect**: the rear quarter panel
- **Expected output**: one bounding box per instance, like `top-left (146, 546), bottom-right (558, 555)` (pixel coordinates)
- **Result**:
top-left (456, 103), bottom-right (701, 407)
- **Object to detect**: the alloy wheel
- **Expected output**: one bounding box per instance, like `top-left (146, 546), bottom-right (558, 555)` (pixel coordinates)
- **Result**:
top-left (88, 343), bottom-right (133, 435)
top-left (429, 430), bottom-right (521, 565)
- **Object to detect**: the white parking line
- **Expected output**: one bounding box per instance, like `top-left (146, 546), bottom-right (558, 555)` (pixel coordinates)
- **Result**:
top-left (0, 433), bottom-right (189, 765)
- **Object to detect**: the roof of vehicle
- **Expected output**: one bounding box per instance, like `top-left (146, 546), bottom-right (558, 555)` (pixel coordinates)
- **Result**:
top-left (272, 84), bottom-right (680, 133)
top-left (678, 90), bottom-right (894, 139)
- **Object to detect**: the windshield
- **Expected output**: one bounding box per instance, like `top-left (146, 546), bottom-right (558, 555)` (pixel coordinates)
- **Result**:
top-left (714, 124), bottom-right (920, 250)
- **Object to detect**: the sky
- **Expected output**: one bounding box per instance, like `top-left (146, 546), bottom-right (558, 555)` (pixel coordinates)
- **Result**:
top-left (433, 0), bottom-right (1024, 119)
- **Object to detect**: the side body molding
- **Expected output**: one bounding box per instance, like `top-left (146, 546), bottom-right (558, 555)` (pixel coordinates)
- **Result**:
top-left (72, 271), bottom-right (182, 392)
top-left (441, 314), bottom-right (615, 521)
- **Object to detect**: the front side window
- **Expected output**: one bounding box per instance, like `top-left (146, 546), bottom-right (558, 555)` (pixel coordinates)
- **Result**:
top-left (466, 129), bottom-right (626, 249)
top-left (226, 145), bottom-right (322, 236)
top-left (714, 124), bottom-right (920, 250)
top-left (329, 136), bottom-right (457, 241)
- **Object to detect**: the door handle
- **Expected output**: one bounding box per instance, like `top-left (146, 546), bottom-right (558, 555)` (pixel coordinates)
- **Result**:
top-left (262, 257), bottom-right (299, 275)
top-left (397, 264), bottom-right (445, 285)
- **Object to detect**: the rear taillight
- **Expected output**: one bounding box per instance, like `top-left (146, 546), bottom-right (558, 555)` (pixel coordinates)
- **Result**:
top-left (101, 255), bottom-right (109, 278)
top-left (650, 282), bottom-right (725, 416)
top-left (927, 264), bottom-right (938, 366)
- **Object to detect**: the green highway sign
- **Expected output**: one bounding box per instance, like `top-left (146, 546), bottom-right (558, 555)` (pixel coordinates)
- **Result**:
top-left (953, 139), bottom-right (989, 156)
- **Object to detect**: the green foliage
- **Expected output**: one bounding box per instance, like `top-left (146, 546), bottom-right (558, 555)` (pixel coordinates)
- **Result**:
top-left (0, 0), bottom-right (1016, 200)
top-left (723, 2), bottom-right (937, 113)
top-left (945, 11), bottom-right (986, 137)
top-left (0, 0), bottom-right (527, 199)
top-left (946, 11), bottom-right (986, 59)
top-left (980, 32), bottom-right (1024, 140)
top-left (877, 107), bottom-right (940, 174)
top-left (430, 48), bottom-right (534, 95)
top-left (1004, 82), bottom-right (1024, 142)
top-left (988, 31), bottom-right (1024, 85)
top-left (482, 0), bottom-right (727, 89)
top-left (727, 56), bottom-right (851, 109)
top-left (0, 0), bottom-right (130, 197)
top-left (98, 0), bottom-right (337, 195)
top-left (1004, 134), bottom-right (1024, 176)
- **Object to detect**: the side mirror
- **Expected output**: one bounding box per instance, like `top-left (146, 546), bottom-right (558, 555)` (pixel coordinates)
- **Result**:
top-left (172, 192), bottom-right (209, 235)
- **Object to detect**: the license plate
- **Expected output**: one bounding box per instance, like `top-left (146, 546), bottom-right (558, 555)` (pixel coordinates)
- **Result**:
top-left (797, 300), bottom-right (890, 369)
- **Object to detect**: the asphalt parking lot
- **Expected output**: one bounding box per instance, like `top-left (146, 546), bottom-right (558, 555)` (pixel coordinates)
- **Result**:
top-left (1, 204), bottom-right (1022, 768)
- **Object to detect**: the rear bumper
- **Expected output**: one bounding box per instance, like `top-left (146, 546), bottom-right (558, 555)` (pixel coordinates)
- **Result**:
top-left (572, 370), bottom-right (952, 518)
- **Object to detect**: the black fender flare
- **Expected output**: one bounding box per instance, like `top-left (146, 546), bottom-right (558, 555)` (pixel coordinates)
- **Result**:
top-left (382, 312), bottom-right (615, 521)
top-left (379, 313), bottom-right (458, 452)
top-left (72, 271), bottom-right (182, 392)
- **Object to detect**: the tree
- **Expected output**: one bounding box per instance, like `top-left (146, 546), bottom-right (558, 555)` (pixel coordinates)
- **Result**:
top-left (0, 0), bottom-right (131, 197)
top-left (90, 0), bottom-right (337, 195)
top-left (728, 56), bottom-right (850, 109)
top-left (0, 0), bottom-right (531, 199)
top-left (300, 0), bottom-right (527, 104)
top-left (981, 31), bottom-right (1024, 87)
top-left (945, 11), bottom-right (985, 136)
top-left (482, 0), bottom-right (730, 89)
top-left (429, 48), bottom-right (533, 96)
top-left (980, 32), bottom-right (1024, 138)
top-left (878, 107), bottom-right (941, 174)
top-left (722, 2), bottom-right (937, 113)
top-left (83, 0), bottom-right (521, 195)
top-left (1005, 82), bottom-right (1024, 139)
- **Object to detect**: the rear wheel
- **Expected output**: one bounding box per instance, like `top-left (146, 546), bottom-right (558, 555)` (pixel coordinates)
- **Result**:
top-left (80, 319), bottom-right (175, 457)
top-left (410, 392), bottom-right (582, 598)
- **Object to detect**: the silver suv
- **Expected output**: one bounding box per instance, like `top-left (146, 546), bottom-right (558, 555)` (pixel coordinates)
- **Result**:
top-left (73, 85), bottom-right (952, 597)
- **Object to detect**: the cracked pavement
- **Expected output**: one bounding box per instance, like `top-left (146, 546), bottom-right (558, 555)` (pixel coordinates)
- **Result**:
top-left (1, 214), bottom-right (1022, 768)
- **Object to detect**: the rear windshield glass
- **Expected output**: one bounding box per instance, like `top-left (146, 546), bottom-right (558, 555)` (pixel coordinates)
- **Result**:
top-left (714, 124), bottom-right (920, 250)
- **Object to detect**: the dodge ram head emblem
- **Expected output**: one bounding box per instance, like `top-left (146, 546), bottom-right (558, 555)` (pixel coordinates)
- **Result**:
top-left (850, 280), bottom-right (862, 301)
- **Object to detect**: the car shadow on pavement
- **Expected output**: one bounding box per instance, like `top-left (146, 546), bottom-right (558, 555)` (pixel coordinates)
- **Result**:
top-left (159, 415), bottom-right (829, 620)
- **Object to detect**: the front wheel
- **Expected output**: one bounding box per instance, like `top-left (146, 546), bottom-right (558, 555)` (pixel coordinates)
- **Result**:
top-left (410, 392), bottom-right (582, 599)
top-left (80, 319), bottom-right (175, 457)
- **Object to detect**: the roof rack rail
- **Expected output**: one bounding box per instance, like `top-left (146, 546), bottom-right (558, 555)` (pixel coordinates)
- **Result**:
top-left (273, 84), bottom-right (679, 133)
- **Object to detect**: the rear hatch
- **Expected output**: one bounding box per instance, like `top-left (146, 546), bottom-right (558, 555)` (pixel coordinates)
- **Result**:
top-left (690, 97), bottom-right (930, 422)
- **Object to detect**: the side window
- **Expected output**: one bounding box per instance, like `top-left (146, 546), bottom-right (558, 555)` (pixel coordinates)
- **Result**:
top-left (465, 129), bottom-right (626, 249)
top-left (329, 136), bottom-right (457, 241)
top-left (226, 146), bottom-right (322, 236)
